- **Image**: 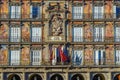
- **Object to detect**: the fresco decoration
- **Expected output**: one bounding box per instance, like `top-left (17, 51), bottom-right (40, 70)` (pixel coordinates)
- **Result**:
top-left (84, 23), bottom-right (93, 42)
top-left (105, 1), bottom-right (113, 19)
top-left (105, 45), bottom-right (114, 65)
top-left (0, 45), bottom-right (8, 65)
top-left (84, 1), bottom-right (92, 19)
top-left (21, 45), bottom-right (30, 65)
top-left (0, 1), bottom-right (8, 18)
top-left (0, 22), bottom-right (9, 42)
top-left (22, 1), bottom-right (30, 19)
top-left (84, 45), bottom-right (93, 65)
top-left (105, 22), bottom-right (114, 41)
top-left (22, 23), bottom-right (30, 42)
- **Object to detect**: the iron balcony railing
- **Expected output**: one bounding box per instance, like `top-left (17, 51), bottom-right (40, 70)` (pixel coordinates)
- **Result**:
top-left (72, 13), bottom-right (120, 20)
top-left (0, 59), bottom-right (118, 67)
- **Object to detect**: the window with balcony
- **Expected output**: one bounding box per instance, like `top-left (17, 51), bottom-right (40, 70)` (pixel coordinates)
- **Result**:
top-left (31, 49), bottom-right (42, 65)
top-left (30, 5), bottom-right (41, 19)
top-left (113, 5), bottom-right (120, 19)
top-left (94, 5), bottom-right (104, 19)
top-left (10, 25), bottom-right (21, 42)
top-left (115, 25), bottom-right (120, 42)
top-left (10, 5), bottom-right (21, 19)
top-left (72, 26), bottom-right (83, 42)
top-left (94, 49), bottom-right (105, 65)
top-left (94, 25), bottom-right (104, 42)
top-left (72, 50), bottom-right (83, 65)
top-left (115, 47), bottom-right (120, 65)
top-left (72, 6), bottom-right (83, 19)
top-left (10, 48), bottom-right (20, 65)
top-left (31, 25), bottom-right (42, 42)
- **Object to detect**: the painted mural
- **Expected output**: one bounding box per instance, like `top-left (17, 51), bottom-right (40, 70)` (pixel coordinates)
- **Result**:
top-left (22, 23), bottom-right (30, 42)
top-left (0, 45), bottom-right (8, 65)
top-left (22, 1), bottom-right (30, 19)
top-left (105, 45), bottom-right (114, 65)
top-left (105, 1), bottom-right (113, 18)
top-left (0, 22), bottom-right (9, 42)
top-left (21, 45), bottom-right (30, 65)
top-left (105, 22), bottom-right (114, 41)
top-left (0, 1), bottom-right (8, 18)
top-left (84, 23), bottom-right (93, 42)
top-left (84, 45), bottom-right (93, 65)
top-left (84, 1), bottom-right (92, 19)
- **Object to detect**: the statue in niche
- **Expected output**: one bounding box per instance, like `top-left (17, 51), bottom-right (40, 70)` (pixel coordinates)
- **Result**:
top-left (50, 14), bottom-right (63, 36)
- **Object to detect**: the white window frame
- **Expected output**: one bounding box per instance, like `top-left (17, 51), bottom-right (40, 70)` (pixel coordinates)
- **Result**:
top-left (72, 50), bottom-right (83, 65)
top-left (73, 27), bottom-right (83, 42)
top-left (31, 50), bottom-right (42, 65)
top-left (72, 6), bottom-right (83, 19)
top-left (115, 26), bottom-right (120, 42)
top-left (31, 27), bottom-right (42, 42)
top-left (10, 26), bottom-right (21, 42)
top-left (116, 49), bottom-right (120, 65)
top-left (94, 49), bottom-right (105, 65)
top-left (94, 6), bottom-right (104, 19)
top-left (94, 26), bottom-right (104, 42)
top-left (10, 50), bottom-right (20, 65)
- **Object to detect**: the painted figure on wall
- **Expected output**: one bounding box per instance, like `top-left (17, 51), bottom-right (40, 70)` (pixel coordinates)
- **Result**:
top-left (84, 23), bottom-right (93, 42)
top-left (21, 46), bottom-right (30, 65)
top-left (50, 14), bottom-right (63, 36)
top-left (22, 23), bottom-right (30, 42)
top-left (0, 23), bottom-right (9, 42)
top-left (0, 45), bottom-right (8, 65)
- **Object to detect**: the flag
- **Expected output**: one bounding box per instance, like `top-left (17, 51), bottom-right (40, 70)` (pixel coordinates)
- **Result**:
top-left (59, 46), bottom-right (67, 62)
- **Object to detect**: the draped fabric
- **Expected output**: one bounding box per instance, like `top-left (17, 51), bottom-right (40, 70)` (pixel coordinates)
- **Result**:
top-left (10, 50), bottom-right (20, 65)
top-left (32, 27), bottom-right (42, 42)
top-left (116, 50), bottom-right (120, 64)
top-left (94, 50), bottom-right (105, 65)
top-left (10, 6), bottom-right (21, 18)
top-left (73, 6), bottom-right (83, 19)
top-left (10, 27), bottom-right (21, 42)
top-left (31, 50), bottom-right (42, 65)
top-left (94, 27), bottom-right (104, 42)
top-left (72, 50), bottom-right (83, 65)
top-left (115, 27), bottom-right (120, 42)
top-left (94, 6), bottom-right (104, 19)
top-left (73, 27), bottom-right (83, 42)
top-left (30, 6), bottom-right (40, 19)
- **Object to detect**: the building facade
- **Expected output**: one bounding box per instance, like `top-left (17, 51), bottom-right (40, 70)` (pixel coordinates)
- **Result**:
top-left (0, 0), bottom-right (120, 80)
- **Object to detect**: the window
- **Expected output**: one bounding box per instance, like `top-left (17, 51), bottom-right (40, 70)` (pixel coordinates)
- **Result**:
top-left (31, 26), bottom-right (42, 42)
top-left (94, 49), bottom-right (105, 65)
top-left (115, 49), bottom-right (120, 64)
top-left (31, 50), bottom-right (42, 65)
top-left (115, 25), bottom-right (120, 42)
top-left (73, 27), bottom-right (83, 42)
top-left (72, 50), bottom-right (83, 65)
top-left (10, 5), bottom-right (21, 18)
top-left (72, 6), bottom-right (83, 19)
top-left (10, 26), bottom-right (21, 42)
top-left (10, 49), bottom-right (20, 65)
top-left (94, 6), bottom-right (104, 19)
top-left (30, 5), bottom-right (41, 19)
top-left (113, 5), bottom-right (120, 19)
top-left (94, 25), bottom-right (104, 42)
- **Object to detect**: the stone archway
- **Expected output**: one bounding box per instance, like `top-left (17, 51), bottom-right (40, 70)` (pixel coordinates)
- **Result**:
top-left (93, 74), bottom-right (105, 80)
top-left (8, 74), bottom-right (21, 80)
top-left (50, 74), bottom-right (64, 80)
top-left (29, 74), bottom-right (42, 80)
top-left (114, 74), bottom-right (120, 80)
top-left (71, 74), bottom-right (84, 80)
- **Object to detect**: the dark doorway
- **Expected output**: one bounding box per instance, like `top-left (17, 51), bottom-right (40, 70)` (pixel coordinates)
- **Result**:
top-left (50, 74), bottom-right (64, 80)
top-left (71, 74), bottom-right (84, 80)
top-left (114, 74), bottom-right (120, 80)
top-left (29, 74), bottom-right (42, 80)
top-left (8, 74), bottom-right (21, 80)
top-left (93, 74), bottom-right (105, 80)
